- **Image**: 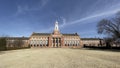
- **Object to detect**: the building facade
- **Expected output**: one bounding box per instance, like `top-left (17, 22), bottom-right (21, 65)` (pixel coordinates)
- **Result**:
top-left (2, 21), bottom-right (103, 49)
top-left (81, 38), bottom-right (104, 47)
top-left (29, 21), bottom-right (82, 48)
top-left (6, 37), bottom-right (29, 48)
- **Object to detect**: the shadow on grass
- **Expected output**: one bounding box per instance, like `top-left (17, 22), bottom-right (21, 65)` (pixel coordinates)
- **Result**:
top-left (0, 51), bottom-right (5, 55)
top-left (82, 46), bottom-right (120, 52)
top-left (0, 47), bottom-right (30, 51)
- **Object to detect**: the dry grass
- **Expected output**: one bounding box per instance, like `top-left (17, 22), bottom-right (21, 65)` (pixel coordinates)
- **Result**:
top-left (0, 48), bottom-right (120, 68)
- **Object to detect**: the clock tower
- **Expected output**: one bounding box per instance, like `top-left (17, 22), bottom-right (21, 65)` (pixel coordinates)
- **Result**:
top-left (53, 21), bottom-right (60, 35)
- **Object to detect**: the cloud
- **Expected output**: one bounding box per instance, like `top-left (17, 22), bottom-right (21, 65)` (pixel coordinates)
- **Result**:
top-left (14, 0), bottom-right (50, 16)
top-left (77, 9), bottom-right (118, 23)
top-left (38, 16), bottom-right (67, 32)
top-left (40, 0), bottom-right (49, 7)
top-left (15, 5), bottom-right (29, 15)
top-left (61, 6), bottom-right (120, 28)
top-left (59, 17), bottom-right (66, 28)
top-left (39, 7), bottom-right (119, 32)
top-left (41, 3), bottom-right (119, 36)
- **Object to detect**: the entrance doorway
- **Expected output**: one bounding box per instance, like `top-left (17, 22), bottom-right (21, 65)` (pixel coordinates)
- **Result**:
top-left (52, 38), bottom-right (61, 47)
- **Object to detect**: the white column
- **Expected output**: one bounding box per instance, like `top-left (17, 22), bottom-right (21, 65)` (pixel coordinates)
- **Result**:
top-left (55, 38), bottom-right (56, 47)
top-left (57, 38), bottom-right (59, 47)
top-left (51, 38), bottom-right (53, 47)
top-left (42, 40), bottom-right (43, 47)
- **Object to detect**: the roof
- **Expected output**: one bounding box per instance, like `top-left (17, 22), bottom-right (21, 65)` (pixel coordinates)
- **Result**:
top-left (81, 38), bottom-right (101, 40)
top-left (8, 37), bottom-right (29, 40)
top-left (31, 33), bottom-right (51, 36)
top-left (31, 32), bottom-right (79, 36)
top-left (62, 33), bottom-right (79, 36)
top-left (0, 37), bottom-right (29, 40)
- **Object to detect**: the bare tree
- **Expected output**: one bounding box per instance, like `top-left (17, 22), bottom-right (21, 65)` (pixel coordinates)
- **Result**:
top-left (97, 12), bottom-right (120, 47)
top-left (0, 37), bottom-right (7, 51)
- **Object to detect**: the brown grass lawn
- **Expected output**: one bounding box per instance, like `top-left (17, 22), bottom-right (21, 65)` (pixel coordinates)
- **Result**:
top-left (0, 48), bottom-right (120, 68)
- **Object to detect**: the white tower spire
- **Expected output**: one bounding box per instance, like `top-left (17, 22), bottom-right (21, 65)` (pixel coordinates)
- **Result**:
top-left (53, 20), bottom-right (60, 35)
top-left (54, 20), bottom-right (59, 31)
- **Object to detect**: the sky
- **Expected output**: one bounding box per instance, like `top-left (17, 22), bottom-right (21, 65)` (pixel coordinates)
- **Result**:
top-left (0, 0), bottom-right (120, 38)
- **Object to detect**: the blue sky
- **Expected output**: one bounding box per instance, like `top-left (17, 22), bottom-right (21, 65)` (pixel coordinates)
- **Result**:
top-left (0, 0), bottom-right (120, 38)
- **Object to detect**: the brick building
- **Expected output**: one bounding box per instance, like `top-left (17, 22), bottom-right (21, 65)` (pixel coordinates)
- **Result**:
top-left (6, 37), bottom-right (29, 48)
top-left (29, 21), bottom-right (82, 48)
top-left (81, 38), bottom-right (104, 47)
top-left (3, 21), bottom-right (103, 49)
